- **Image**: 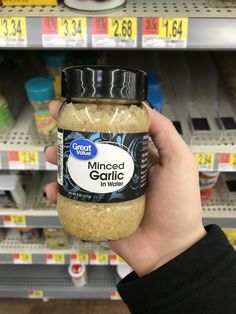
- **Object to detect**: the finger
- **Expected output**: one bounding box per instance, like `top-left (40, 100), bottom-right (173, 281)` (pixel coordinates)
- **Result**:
top-left (146, 106), bottom-right (191, 162)
top-left (44, 182), bottom-right (58, 204)
top-left (49, 100), bottom-right (62, 120)
top-left (44, 145), bottom-right (57, 165)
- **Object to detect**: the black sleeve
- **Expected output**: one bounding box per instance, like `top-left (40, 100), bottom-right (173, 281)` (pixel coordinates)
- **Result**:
top-left (117, 225), bottom-right (236, 314)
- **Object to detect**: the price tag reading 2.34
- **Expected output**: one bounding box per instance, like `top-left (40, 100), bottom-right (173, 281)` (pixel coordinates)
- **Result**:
top-left (108, 17), bottom-right (137, 47)
top-left (0, 17), bottom-right (27, 47)
top-left (159, 18), bottom-right (188, 48)
top-left (58, 17), bottom-right (87, 47)
top-left (195, 153), bottom-right (215, 171)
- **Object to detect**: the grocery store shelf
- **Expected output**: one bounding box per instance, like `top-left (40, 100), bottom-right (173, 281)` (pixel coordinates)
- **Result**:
top-left (0, 0), bottom-right (236, 49)
top-left (0, 264), bottom-right (118, 299)
top-left (0, 229), bottom-right (121, 265)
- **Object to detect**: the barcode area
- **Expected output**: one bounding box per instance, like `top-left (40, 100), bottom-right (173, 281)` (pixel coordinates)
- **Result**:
top-left (57, 131), bottom-right (63, 185)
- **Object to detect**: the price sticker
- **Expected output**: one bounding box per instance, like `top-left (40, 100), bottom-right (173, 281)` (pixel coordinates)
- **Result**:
top-left (229, 153), bottom-right (236, 168)
top-left (70, 253), bottom-right (89, 264)
top-left (3, 215), bottom-right (26, 227)
top-left (28, 290), bottom-right (44, 299)
top-left (142, 17), bottom-right (160, 47)
top-left (110, 290), bottom-right (121, 300)
top-left (158, 18), bottom-right (188, 48)
top-left (0, 17), bottom-right (27, 47)
top-left (42, 17), bottom-right (87, 47)
top-left (8, 151), bottom-right (39, 170)
top-left (195, 153), bottom-right (215, 171)
top-left (90, 253), bottom-right (109, 265)
top-left (13, 253), bottom-right (32, 264)
top-left (46, 253), bottom-right (65, 264)
top-left (110, 254), bottom-right (125, 265)
top-left (92, 17), bottom-right (137, 48)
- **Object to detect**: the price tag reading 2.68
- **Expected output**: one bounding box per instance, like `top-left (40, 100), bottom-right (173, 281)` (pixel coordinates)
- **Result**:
top-left (108, 17), bottom-right (137, 47)
top-left (58, 17), bottom-right (87, 47)
top-left (159, 18), bottom-right (188, 48)
top-left (0, 17), bottom-right (27, 47)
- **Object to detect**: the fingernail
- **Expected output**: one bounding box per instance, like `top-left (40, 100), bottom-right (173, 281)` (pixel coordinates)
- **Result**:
top-left (44, 145), bottom-right (51, 153)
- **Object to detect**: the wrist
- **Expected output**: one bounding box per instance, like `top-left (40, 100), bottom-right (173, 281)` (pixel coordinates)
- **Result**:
top-left (131, 225), bottom-right (207, 277)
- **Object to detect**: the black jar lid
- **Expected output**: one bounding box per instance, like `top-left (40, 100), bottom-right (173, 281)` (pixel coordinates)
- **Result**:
top-left (61, 66), bottom-right (147, 101)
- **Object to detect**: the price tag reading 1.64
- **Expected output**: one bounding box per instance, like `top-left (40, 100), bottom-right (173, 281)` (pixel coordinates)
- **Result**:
top-left (159, 18), bottom-right (188, 48)
top-left (58, 17), bottom-right (87, 47)
top-left (195, 153), bottom-right (215, 171)
top-left (0, 17), bottom-right (27, 47)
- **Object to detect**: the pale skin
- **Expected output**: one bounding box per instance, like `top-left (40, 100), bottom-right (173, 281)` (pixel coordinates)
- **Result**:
top-left (45, 100), bottom-right (206, 277)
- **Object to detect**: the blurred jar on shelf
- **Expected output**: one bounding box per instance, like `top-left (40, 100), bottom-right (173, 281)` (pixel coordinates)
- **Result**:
top-left (68, 263), bottom-right (87, 287)
top-left (25, 77), bottom-right (56, 141)
top-left (44, 52), bottom-right (67, 99)
top-left (0, 93), bottom-right (14, 131)
top-left (199, 171), bottom-right (220, 202)
top-left (44, 228), bottom-right (71, 249)
top-left (17, 228), bottom-right (44, 244)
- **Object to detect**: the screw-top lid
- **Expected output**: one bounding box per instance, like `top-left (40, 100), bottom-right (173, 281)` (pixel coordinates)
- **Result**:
top-left (25, 77), bottom-right (54, 102)
top-left (44, 52), bottom-right (66, 68)
top-left (62, 66), bottom-right (147, 100)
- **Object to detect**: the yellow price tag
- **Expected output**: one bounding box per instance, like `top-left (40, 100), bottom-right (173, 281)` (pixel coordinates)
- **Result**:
top-left (97, 253), bottom-right (108, 263)
top-left (0, 17), bottom-right (26, 40)
top-left (19, 151), bottom-right (39, 165)
top-left (108, 18), bottom-right (137, 38)
top-left (159, 18), bottom-right (188, 39)
top-left (53, 254), bottom-right (65, 263)
top-left (58, 17), bottom-right (87, 39)
top-left (12, 215), bottom-right (26, 226)
top-left (229, 153), bottom-right (236, 166)
top-left (29, 290), bottom-right (44, 299)
top-left (195, 153), bottom-right (215, 169)
top-left (19, 253), bottom-right (32, 262)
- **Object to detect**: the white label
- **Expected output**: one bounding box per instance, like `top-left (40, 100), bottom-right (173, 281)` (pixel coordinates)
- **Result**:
top-left (67, 143), bottom-right (134, 194)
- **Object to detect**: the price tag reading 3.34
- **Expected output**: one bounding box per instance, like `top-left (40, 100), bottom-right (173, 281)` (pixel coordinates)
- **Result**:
top-left (108, 17), bottom-right (137, 47)
top-left (159, 18), bottom-right (188, 48)
top-left (0, 17), bottom-right (27, 47)
top-left (58, 17), bottom-right (87, 47)
top-left (195, 153), bottom-right (215, 171)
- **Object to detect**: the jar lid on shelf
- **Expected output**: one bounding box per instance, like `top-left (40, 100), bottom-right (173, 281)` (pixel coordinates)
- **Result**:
top-left (44, 52), bottom-right (67, 68)
top-left (25, 77), bottom-right (54, 102)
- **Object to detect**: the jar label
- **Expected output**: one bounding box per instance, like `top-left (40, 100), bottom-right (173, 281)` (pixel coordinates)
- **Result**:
top-left (33, 110), bottom-right (57, 135)
top-left (58, 129), bottom-right (148, 203)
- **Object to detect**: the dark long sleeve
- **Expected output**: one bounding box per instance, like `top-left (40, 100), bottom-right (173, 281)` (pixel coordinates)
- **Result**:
top-left (117, 225), bottom-right (236, 314)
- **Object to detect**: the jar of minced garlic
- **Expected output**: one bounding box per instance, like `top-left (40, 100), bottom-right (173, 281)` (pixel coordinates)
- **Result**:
top-left (57, 66), bottom-right (149, 241)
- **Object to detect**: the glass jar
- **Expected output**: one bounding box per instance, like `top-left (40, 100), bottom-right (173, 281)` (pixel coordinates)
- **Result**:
top-left (44, 52), bottom-right (66, 98)
top-left (57, 66), bottom-right (149, 241)
top-left (25, 77), bottom-right (57, 140)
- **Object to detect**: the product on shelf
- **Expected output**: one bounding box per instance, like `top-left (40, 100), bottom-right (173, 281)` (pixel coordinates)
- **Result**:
top-left (64, 0), bottom-right (126, 11)
top-left (57, 66), bottom-right (149, 241)
top-left (0, 93), bottom-right (14, 130)
top-left (199, 171), bottom-right (220, 202)
top-left (44, 52), bottom-right (67, 98)
top-left (117, 264), bottom-right (132, 279)
top-left (0, 174), bottom-right (26, 209)
top-left (44, 228), bottom-right (71, 249)
top-left (208, 0), bottom-right (236, 7)
top-left (17, 228), bottom-right (43, 244)
top-left (147, 73), bottom-right (164, 112)
top-left (223, 229), bottom-right (236, 246)
top-left (68, 263), bottom-right (87, 287)
top-left (2, 0), bottom-right (57, 6)
top-left (25, 77), bottom-right (56, 140)
top-left (0, 229), bottom-right (7, 242)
